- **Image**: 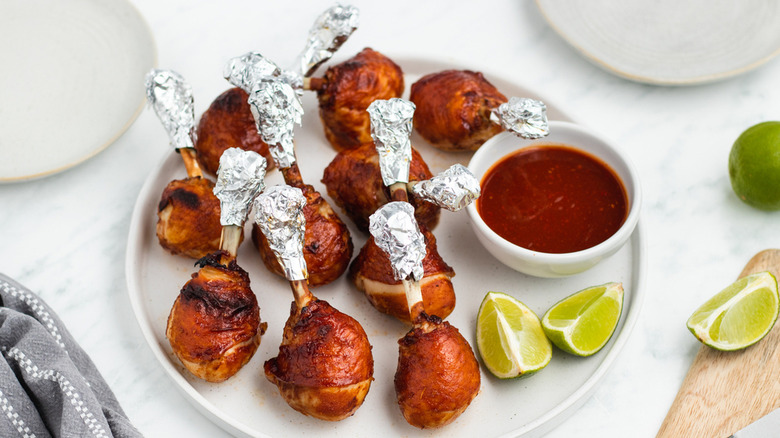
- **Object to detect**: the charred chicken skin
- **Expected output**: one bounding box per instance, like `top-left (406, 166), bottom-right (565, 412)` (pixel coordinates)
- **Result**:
top-left (166, 251), bottom-right (265, 382)
top-left (409, 70), bottom-right (507, 151)
top-left (156, 176), bottom-right (224, 259)
top-left (349, 225), bottom-right (455, 323)
top-left (195, 87), bottom-right (274, 175)
top-left (395, 312), bottom-right (481, 429)
top-left (312, 48), bottom-right (404, 151)
top-left (322, 142), bottom-right (440, 232)
top-left (252, 165), bottom-right (353, 287)
top-left (265, 298), bottom-right (374, 421)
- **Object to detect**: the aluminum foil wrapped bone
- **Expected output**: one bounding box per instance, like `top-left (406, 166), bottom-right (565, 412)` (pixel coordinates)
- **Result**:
top-left (224, 52), bottom-right (284, 93)
top-left (368, 98), bottom-right (416, 187)
top-left (290, 4), bottom-right (359, 78)
top-left (411, 164), bottom-right (481, 212)
top-left (247, 79), bottom-right (304, 169)
top-left (144, 69), bottom-right (195, 150)
top-left (213, 148), bottom-right (268, 227)
top-left (490, 97), bottom-right (549, 139)
top-left (254, 185), bottom-right (308, 281)
top-left (369, 202), bottom-right (426, 282)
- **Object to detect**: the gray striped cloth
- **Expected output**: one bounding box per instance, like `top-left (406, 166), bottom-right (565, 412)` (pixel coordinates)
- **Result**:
top-left (0, 273), bottom-right (142, 438)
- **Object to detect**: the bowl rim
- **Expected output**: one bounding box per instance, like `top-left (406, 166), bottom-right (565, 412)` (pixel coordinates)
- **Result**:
top-left (466, 120), bottom-right (642, 264)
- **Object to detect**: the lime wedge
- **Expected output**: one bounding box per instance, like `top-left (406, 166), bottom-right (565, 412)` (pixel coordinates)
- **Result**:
top-left (541, 282), bottom-right (624, 357)
top-left (476, 292), bottom-right (552, 379)
top-left (687, 271), bottom-right (779, 351)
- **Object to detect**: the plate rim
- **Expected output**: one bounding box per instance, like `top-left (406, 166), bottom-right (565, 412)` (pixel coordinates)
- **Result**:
top-left (0, 0), bottom-right (158, 183)
top-left (124, 54), bottom-right (645, 438)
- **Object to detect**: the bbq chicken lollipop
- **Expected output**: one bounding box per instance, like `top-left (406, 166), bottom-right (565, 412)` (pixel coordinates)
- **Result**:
top-left (195, 87), bottom-right (273, 175)
top-left (166, 148), bottom-right (268, 382)
top-left (230, 59), bottom-right (352, 287)
top-left (350, 224), bottom-right (454, 322)
top-left (194, 5), bottom-right (359, 175)
top-left (255, 185), bottom-right (373, 421)
top-left (411, 71), bottom-right (551, 151)
top-left (310, 48), bottom-right (404, 151)
top-left (348, 99), bottom-right (480, 323)
top-left (145, 69), bottom-right (223, 259)
top-left (252, 167), bottom-right (352, 287)
top-left (350, 162), bottom-right (480, 322)
top-left (322, 141), bottom-right (440, 232)
top-left (409, 70), bottom-right (507, 151)
top-left (370, 202), bottom-right (480, 429)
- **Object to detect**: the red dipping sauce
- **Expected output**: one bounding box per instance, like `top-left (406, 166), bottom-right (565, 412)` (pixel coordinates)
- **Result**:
top-left (477, 144), bottom-right (628, 254)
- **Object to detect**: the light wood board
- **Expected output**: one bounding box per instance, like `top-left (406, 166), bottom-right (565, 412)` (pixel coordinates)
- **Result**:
top-left (657, 249), bottom-right (780, 438)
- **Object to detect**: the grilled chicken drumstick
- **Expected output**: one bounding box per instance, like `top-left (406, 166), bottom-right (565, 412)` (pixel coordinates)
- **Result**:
top-left (322, 141), bottom-right (440, 232)
top-left (195, 4), bottom-right (359, 174)
top-left (255, 185), bottom-right (373, 421)
top-left (350, 162), bottom-right (481, 322)
top-left (309, 48), bottom-right (404, 151)
top-left (146, 69), bottom-right (224, 259)
top-left (410, 70), bottom-right (550, 151)
top-left (409, 70), bottom-right (506, 151)
top-left (230, 60), bottom-right (352, 286)
top-left (345, 99), bottom-right (449, 321)
top-left (166, 148), bottom-right (268, 382)
top-left (369, 202), bottom-right (480, 429)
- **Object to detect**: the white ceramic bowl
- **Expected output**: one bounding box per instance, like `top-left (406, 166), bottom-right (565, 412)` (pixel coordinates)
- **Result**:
top-left (466, 121), bottom-right (641, 278)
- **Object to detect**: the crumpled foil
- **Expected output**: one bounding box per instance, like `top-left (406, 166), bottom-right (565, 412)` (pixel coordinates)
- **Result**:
top-left (213, 148), bottom-right (267, 227)
top-left (254, 185), bottom-right (308, 281)
top-left (225, 51), bottom-right (304, 107)
top-left (247, 78), bottom-right (304, 169)
top-left (490, 97), bottom-right (549, 139)
top-left (368, 98), bottom-right (416, 186)
top-left (224, 52), bottom-right (284, 93)
top-left (144, 69), bottom-right (195, 149)
top-left (368, 202), bottom-right (426, 282)
top-left (290, 4), bottom-right (359, 78)
top-left (411, 164), bottom-right (481, 212)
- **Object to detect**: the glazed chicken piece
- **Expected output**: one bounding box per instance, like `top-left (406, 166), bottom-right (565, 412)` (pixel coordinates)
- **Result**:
top-left (396, 312), bottom-right (481, 428)
top-left (166, 250), bottom-right (264, 382)
top-left (195, 87), bottom-right (274, 175)
top-left (146, 69), bottom-right (225, 259)
top-left (166, 148), bottom-right (268, 383)
top-left (321, 142), bottom-right (440, 232)
top-left (369, 202), bottom-right (480, 429)
top-left (238, 70), bottom-right (353, 287)
top-left (409, 70), bottom-right (507, 151)
top-left (157, 177), bottom-right (223, 259)
top-left (255, 185), bottom-right (373, 421)
top-left (310, 48), bottom-right (404, 151)
top-left (345, 98), bottom-right (466, 322)
top-left (349, 224), bottom-right (455, 322)
top-left (252, 164), bottom-right (353, 287)
top-left (265, 292), bottom-right (374, 420)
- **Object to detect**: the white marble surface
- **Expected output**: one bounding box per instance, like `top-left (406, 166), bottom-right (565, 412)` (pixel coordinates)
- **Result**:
top-left (1, 0), bottom-right (779, 436)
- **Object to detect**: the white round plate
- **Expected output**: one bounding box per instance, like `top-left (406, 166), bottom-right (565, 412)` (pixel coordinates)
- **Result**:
top-left (536, 0), bottom-right (780, 85)
top-left (0, 0), bottom-right (156, 182)
top-left (126, 56), bottom-right (646, 438)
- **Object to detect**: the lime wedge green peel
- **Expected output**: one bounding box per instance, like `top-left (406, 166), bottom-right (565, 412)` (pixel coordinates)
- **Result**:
top-left (541, 282), bottom-right (624, 357)
top-left (476, 292), bottom-right (552, 379)
top-left (687, 271), bottom-right (779, 351)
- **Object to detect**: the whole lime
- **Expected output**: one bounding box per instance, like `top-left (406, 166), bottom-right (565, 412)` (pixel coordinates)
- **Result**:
top-left (729, 121), bottom-right (780, 210)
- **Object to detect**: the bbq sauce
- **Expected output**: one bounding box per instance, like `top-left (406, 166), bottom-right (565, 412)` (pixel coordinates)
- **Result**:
top-left (477, 144), bottom-right (628, 254)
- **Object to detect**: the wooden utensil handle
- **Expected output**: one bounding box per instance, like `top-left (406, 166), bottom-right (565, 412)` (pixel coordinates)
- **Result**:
top-left (656, 249), bottom-right (780, 438)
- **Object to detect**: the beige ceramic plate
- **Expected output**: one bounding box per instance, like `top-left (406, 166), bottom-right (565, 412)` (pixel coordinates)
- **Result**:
top-left (126, 56), bottom-right (645, 438)
top-left (536, 0), bottom-right (780, 85)
top-left (0, 0), bottom-right (156, 182)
